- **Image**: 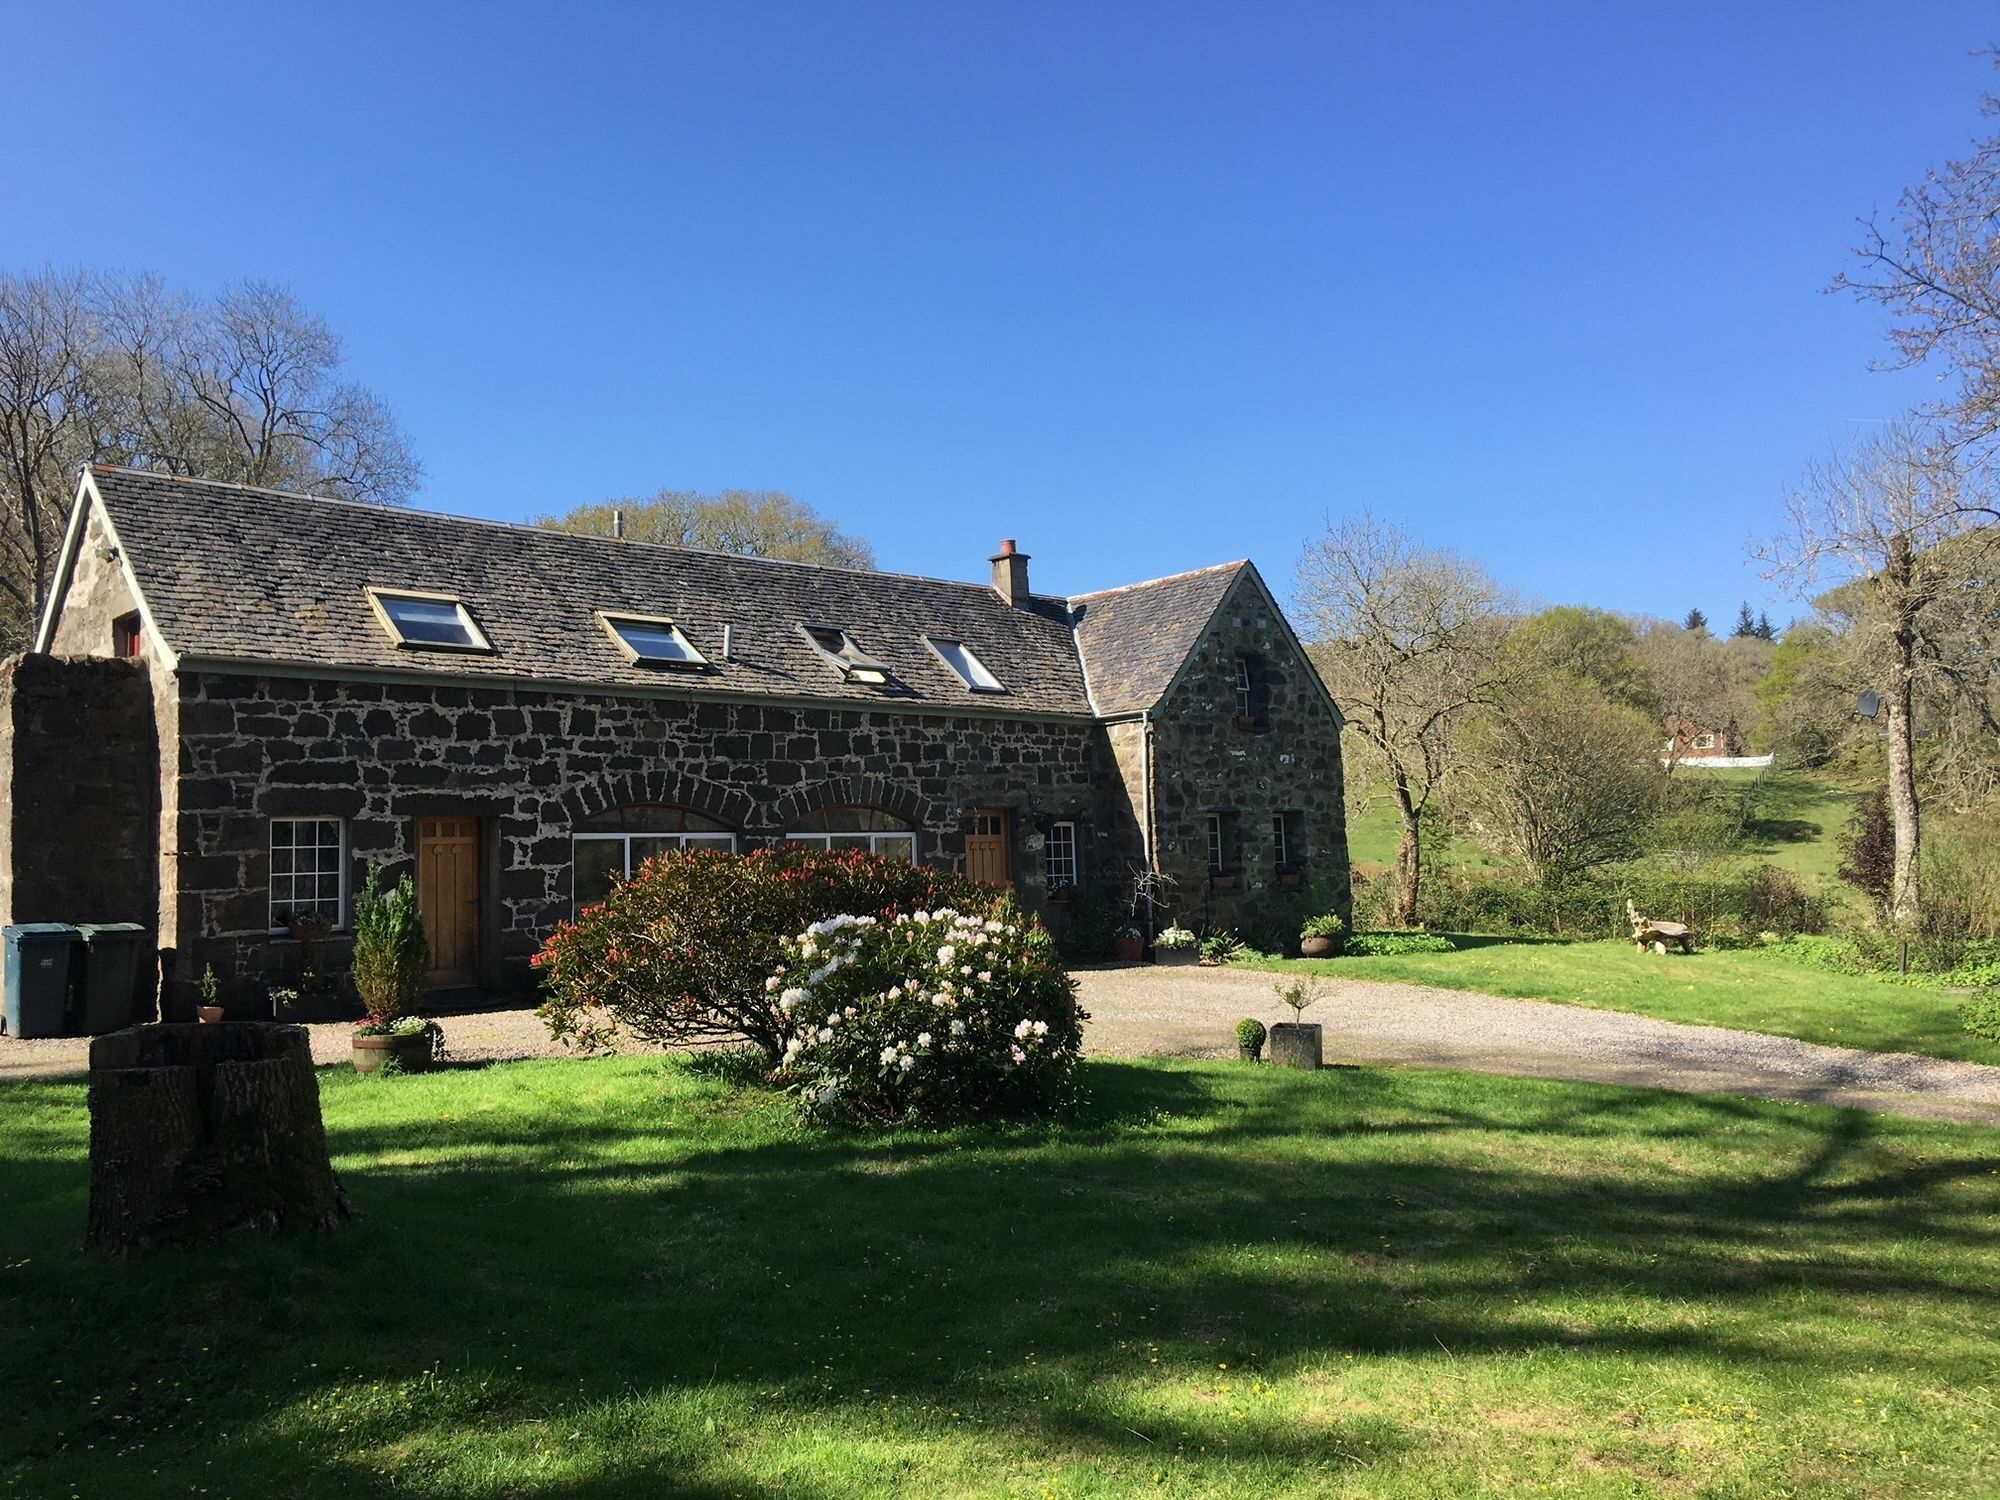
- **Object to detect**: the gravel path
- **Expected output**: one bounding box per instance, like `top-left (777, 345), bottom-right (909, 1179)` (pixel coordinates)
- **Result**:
top-left (5, 967), bottom-right (1999, 1126)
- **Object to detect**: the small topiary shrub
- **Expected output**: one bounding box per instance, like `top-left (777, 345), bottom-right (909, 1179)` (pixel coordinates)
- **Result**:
top-left (1235, 1017), bottom-right (1267, 1052)
top-left (772, 905), bottom-right (1084, 1126)
top-left (535, 846), bottom-right (984, 1062)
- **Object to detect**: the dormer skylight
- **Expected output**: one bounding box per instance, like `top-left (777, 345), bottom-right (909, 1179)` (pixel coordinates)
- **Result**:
top-left (365, 587), bottom-right (493, 653)
top-left (800, 624), bottom-right (891, 685)
top-left (924, 635), bottom-right (1005, 693)
top-left (597, 611), bottom-right (709, 669)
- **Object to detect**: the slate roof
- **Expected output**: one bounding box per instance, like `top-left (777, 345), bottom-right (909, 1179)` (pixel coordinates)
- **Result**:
top-left (74, 467), bottom-right (1261, 720)
top-left (1068, 563), bottom-right (1247, 717)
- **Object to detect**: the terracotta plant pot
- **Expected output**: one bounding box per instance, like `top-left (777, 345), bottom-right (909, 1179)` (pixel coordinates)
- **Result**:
top-left (1114, 935), bottom-right (1147, 963)
top-left (1269, 1022), bottom-right (1323, 1070)
top-left (197, 1005), bottom-right (225, 1024)
top-left (1300, 935), bottom-right (1341, 959)
top-left (352, 1030), bottom-right (435, 1075)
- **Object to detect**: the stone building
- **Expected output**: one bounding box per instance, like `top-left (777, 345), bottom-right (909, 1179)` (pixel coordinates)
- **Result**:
top-left (23, 465), bottom-right (1348, 1003)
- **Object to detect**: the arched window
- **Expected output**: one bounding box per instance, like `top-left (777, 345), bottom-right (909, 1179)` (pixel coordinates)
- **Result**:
top-left (784, 807), bottom-right (916, 863)
top-left (573, 805), bottom-right (736, 907)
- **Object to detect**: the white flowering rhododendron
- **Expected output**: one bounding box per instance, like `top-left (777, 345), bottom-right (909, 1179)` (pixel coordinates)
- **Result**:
top-left (768, 904), bottom-right (1084, 1125)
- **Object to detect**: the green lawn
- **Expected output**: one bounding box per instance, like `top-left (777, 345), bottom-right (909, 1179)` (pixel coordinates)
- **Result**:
top-left (1238, 940), bottom-right (1994, 1063)
top-left (5, 1056), bottom-right (2000, 1497)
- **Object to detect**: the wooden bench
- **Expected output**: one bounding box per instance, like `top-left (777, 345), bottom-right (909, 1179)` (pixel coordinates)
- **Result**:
top-left (1626, 899), bottom-right (1693, 954)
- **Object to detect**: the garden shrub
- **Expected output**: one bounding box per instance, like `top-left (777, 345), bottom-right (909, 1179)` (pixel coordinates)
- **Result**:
top-left (771, 904), bottom-right (1084, 1126)
top-left (351, 867), bottom-right (430, 1021)
top-left (1344, 930), bottom-right (1456, 957)
top-left (535, 846), bottom-right (985, 1061)
top-left (1959, 991), bottom-right (2000, 1045)
top-left (1049, 880), bottom-right (1124, 962)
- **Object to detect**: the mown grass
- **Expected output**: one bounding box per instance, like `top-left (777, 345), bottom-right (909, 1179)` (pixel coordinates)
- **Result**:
top-left (1237, 939), bottom-right (1994, 1064)
top-left (4, 1055), bottom-right (2000, 1497)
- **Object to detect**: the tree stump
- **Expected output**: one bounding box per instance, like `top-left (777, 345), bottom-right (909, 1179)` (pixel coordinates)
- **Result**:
top-left (87, 1022), bottom-right (348, 1254)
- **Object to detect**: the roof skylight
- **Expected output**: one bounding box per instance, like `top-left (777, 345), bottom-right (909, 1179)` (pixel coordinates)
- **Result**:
top-left (800, 624), bottom-right (891, 685)
top-left (365, 588), bottom-right (492, 653)
top-left (598, 611), bottom-right (710, 669)
top-left (924, 635), bottom-right (1005, 693)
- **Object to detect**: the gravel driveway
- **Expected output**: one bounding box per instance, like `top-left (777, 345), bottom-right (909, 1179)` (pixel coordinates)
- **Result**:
top-left (5, 967), bottom-right (1999, 1126)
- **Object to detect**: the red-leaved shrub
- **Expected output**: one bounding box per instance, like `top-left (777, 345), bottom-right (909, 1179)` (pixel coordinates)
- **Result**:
top-left (535, 845), bottom-right (988, 1060)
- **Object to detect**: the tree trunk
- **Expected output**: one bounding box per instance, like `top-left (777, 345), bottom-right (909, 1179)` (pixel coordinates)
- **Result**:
top-left (86, 1022), bottom-right (347, 1255)
top-left (1884, 537), bottom-right (1923, 930)
top-left (1389, 779), bottom-right (1422, 927)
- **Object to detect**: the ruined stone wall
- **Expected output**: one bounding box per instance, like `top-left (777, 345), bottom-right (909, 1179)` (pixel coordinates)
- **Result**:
top-left (0, 655), bottom-right (159, 929)
top-left (173, 671), bottom-right (1135, 988)
top-left (1134, 578), bottom-right (1350, 939)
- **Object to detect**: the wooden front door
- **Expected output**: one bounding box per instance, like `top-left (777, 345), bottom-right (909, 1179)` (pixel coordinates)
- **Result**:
top-left (418, 816), bottom-right (481, 987)
top-left (966, 810), bottom-right (1012, 888)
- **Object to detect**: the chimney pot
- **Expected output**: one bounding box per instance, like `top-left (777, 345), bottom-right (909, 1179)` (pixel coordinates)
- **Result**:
top-left (999, 538), bottom-right (1016, 556)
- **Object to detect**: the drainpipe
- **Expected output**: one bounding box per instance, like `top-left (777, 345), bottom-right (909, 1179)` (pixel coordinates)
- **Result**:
top-left (1139, 710), bottom-right (1158, 938)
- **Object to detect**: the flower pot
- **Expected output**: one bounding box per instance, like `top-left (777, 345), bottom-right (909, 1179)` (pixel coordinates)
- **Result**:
top-left (1269, 1022), bottom-right (1323, 1070)
top-left (1300, 935), bottom-right (1341, 959)
top-left (197, 1005), bottom-right (225, 1024)
top-left (1238, 1043), bottom-right (1263, 1062)
top-left (1156, 947), bottom-right (1199, 966)
top-left (1115, 935), bottom-right (1147, 963)
top-left (352, 1030), bottom-right (435, 1075)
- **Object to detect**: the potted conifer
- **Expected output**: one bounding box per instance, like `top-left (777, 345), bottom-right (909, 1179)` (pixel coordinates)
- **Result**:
top-left (349, 866), bottom-right (437, 1074)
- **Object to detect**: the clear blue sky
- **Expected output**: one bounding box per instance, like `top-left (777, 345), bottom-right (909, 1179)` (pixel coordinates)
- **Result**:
top-left (5, 1), bottom-right (1992, 621)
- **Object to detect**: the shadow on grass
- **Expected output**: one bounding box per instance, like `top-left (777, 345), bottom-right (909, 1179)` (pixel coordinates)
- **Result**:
top-left (2, 1058), bottom-right (1997, 1495)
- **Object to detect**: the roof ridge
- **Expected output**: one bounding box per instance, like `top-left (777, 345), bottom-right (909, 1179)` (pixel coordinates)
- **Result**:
top-left (1064, 559), bottom-right (1248, 603)
top-left (85, 463), bottom-right (1012, 598)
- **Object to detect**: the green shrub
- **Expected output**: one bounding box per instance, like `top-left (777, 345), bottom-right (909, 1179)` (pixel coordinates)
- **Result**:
top-left (1050, 881), bottom-right (1125, 962)
top-left (1200, 931), bottom-right (1244, 965)
top-left (774, 905), bottom-right (1083, 1126)
top-left (1959, 991), bottom-right (2000, 1044)
top-left (1301, 913), bottom-right (1347, 939)
top-left (1345, 930), bottom-right (1457, 957)
top-left (535, 846), bottom-right (986, 1062)
top-left (351, 867), bottom-right (430, 1022)
top-left (1235, 1017), bottom-right (1267, 1051)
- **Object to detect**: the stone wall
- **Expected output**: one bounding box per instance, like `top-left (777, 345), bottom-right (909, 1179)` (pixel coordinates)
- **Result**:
top-left (0, 654), bottom-right (159, 929)
top-left (1125, 574), bottom-right (1350, 941)
top-left (173, 671), bottom-right (1139, 989)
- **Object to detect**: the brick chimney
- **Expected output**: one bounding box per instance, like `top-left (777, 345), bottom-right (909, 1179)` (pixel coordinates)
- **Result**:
top-left (990, 539), bottom-right (1031, 607)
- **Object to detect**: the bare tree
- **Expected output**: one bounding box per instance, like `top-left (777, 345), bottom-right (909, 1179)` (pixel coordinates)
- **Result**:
top-left (1759, 422), bottom-right (1997, 926)
top-left (1835, 63), bottom-right (2000, 456)
top-left (1296, 513), bottom-right (1508, 925)
top-left (539, 488), bottom-right (876, 569)
top-left (0, 270), bottom-right (418, 652)
top-left (0, 270), bottom-right (102, 646)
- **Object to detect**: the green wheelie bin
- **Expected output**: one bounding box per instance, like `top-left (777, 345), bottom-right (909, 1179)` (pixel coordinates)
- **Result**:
top-left (75, 923), bottom-right (151, 1034)
top-left (3, 924), bottom-right (80, 1038)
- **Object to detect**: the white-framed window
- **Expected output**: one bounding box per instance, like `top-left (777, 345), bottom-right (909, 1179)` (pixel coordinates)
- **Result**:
top-left (1274, 810), bottom-right (1305, 871)
top-left (785, 806), bottom-right (916, 862)
top-left (1207, 813), bottom-right (1226, 873)
top-left (1235, 656), bottom-right (1254, 717)
top-left (799, 624), bottom-right (892, 685)
top-left (597, 611), bottom-right (709, 669)
top-left (1045, 821), bottom-right (1079, 889)
top-left (923, 635), bottom-right (1006, 693)
top-left (572, 805), bottom-right (737, 908)
top-left (270, 817), bottom-right (346, 931)
top-left (365, 587), bottom-right (493, 653)
top-left (1271, 813), bottom-right (1288, 870)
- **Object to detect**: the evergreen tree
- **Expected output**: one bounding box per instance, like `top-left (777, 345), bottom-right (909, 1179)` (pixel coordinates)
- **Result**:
top-left (1753, 611), bottom-right (1776, 641)
top-left (1682, 607), bottom-right (1709, 633)
top-left (1732, 601), bottom-right (1758, 638)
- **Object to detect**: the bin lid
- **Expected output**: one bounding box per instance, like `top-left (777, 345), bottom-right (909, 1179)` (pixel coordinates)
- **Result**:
top-left (75, 923), bottom-right (148, 939)
top-left (3, 923), bottom-right (81, 940)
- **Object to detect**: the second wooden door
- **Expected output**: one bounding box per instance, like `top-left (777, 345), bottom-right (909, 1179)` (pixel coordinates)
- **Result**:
top-left (418, 816), bottom-right (481, 987)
